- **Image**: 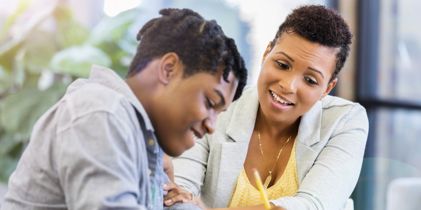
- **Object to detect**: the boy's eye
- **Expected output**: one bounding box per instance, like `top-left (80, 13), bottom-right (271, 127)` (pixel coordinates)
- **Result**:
top-left (275, 60), bottom-right (290, 70)
top-left (305, 76), bottom-right (318, 85)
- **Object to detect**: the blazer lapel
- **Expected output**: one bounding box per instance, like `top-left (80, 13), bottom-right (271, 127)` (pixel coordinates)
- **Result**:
top-left (213, 87), bottom-right (259, 207)
top-left (295, 100), bottom-right (323, 182)
top-left (213, 141), bottom-right (249, 207)
top-left (226, 87), bottom-right (259, 143)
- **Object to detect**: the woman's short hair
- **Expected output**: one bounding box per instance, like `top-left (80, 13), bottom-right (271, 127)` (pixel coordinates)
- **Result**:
top-left (272, 5), bottom-right (352, 80)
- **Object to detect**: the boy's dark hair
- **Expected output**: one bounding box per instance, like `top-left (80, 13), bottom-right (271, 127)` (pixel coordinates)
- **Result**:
top-left (271, 5), bottom-right (352, 81)
top-left (128, 8), bottom-right (247, 100)
top-left (222, 37), bottom-right (247, 100)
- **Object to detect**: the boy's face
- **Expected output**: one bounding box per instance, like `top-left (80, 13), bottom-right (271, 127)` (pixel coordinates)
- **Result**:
top-left (153, 68), bottom-right (238, 157)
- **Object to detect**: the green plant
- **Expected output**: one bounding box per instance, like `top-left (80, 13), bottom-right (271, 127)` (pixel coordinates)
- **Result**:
top-left (0, 0), bottom-right (140, 182)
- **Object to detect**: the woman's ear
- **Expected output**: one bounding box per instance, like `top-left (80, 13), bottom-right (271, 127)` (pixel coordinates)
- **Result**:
top-left (321, 78), bottom-right (338, 99)
top-left (261, 41), bottom-right (273, 63)
top-left (158, 52), bottom-right (182, 85)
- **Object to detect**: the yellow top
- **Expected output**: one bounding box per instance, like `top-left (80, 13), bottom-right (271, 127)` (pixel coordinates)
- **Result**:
top-left (253, 169), bottom-right (272, 210)
top-left (228, 142), bottom-right (299, 207)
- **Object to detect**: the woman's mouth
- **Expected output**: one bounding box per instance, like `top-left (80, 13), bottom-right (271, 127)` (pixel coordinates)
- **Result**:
top-left (269, 90), bottom-right (294, 109)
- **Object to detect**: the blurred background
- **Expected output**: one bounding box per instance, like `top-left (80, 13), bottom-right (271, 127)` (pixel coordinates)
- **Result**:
top-left (1, 0), bottom-right (421, 210)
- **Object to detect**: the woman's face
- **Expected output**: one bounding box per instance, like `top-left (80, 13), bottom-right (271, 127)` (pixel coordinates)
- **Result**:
top-left (257, 32), bottom-right (338, 125)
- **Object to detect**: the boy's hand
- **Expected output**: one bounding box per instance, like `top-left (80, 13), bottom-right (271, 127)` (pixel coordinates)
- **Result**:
top-left (163, 154), bottom-right (174, 181)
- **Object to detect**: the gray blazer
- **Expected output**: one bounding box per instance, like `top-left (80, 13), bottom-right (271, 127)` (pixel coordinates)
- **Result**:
top-left (173, 87), bottom-right (368, 210)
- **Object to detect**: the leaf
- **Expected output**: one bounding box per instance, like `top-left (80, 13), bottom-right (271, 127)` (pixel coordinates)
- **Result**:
top-left (0, 87), bottom-right (39, 135)
top-left (49, 45), bottom-right (111, 77)
top-left (87, 9), bottom-right (138, 73)
top-left (0, 133), bottom-right (21, 156)
top-left (88, 8), bottom-right (139, 46)
top-left (0, 65), bottom-right (11, 93)
top-left (0, 1), bottom-right (59, 90)
top-left (0, 0), bottom-right (58, 55)
top-left (0, 0), bottom-right (32, 42)
top-left (13, 48), bottom-right (26, 87)
top-left (117, 32), bottom-right (137, 56)
top-left (54, 5), bottom-right (89, 48)
top-left (22, 30), bottom-right (56, 74)
top-left (0, 155), bottom-right (19, 182)
top-left (0, 83), bottom-right (66, 139)
top-left (0, 41), bottom-right (22, 73)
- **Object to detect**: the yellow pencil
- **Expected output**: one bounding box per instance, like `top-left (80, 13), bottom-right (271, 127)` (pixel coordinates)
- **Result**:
top-left (253, 169), bottom-right (271, 210)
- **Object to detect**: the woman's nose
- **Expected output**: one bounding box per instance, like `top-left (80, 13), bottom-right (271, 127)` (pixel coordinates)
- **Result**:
top-left (279, 75), bottom-right (298, 93)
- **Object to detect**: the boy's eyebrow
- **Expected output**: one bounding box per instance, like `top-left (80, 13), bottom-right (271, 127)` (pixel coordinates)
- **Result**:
top-left (213, 89), bottom-right (226, 107)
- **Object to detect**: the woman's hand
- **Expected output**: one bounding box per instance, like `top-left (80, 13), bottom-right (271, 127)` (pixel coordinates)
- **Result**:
top-left (164, 181), bottom-right (209, 209)
top-left (164, 182), bottom-right (208, 210)
top-left (163, 181), bottom-right (285, 210)
top-left (162, 160), bottom-right (208, 209)
top-left (209, 204), bottom-right (285, 210)
top-left (164, 181), bottom-right (193, 206)
top-left (164, 182), bottom-right (208, 209)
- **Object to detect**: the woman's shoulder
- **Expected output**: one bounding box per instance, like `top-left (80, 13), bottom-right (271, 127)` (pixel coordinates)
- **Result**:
top-left (322, 95), bottom-right (358, 106)
top-left (320, 95), bottom-right (368, 126)
top-left (321, 95), bottom-right (366, 112)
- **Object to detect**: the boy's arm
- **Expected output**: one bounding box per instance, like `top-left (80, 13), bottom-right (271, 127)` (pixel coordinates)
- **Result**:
top-left (56, 111), bottom-right (148, 210)
top-left (164, 154), bottom-right (175, 182)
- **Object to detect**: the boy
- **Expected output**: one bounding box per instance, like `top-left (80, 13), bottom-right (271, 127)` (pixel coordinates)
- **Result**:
top-left (2, 8), bottom-right (247, 210)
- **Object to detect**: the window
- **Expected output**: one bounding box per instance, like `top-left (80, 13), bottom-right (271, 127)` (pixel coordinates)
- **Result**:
top-left (355, 1), bottom-right (421, 210)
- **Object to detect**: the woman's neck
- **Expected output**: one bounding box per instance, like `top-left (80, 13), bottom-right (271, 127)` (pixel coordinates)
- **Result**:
top-left (255, 107), bottom-right (300, 141)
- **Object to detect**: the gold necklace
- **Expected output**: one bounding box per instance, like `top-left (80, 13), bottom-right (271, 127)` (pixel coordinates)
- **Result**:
top-left (257, 130), bottom-right (291, 188)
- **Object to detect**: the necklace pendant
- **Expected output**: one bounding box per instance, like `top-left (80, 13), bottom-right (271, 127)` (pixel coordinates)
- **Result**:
top-left (263, 174), bottom-right (272, 188)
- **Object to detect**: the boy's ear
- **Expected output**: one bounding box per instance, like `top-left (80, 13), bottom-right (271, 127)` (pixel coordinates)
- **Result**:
top-left (158, 52), bottom-right (182, 85)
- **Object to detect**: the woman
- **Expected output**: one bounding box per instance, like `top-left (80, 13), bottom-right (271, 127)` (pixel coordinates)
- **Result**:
top-left (165, 5), bottom-right (368, 210)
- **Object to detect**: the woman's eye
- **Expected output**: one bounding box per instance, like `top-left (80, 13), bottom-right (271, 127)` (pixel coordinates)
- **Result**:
top-left (305, 76), bottom-right (318, 85)
top-left (206, 98), bottom-right (215, 109)
top-left (275, 61), bottom-right (290, 70)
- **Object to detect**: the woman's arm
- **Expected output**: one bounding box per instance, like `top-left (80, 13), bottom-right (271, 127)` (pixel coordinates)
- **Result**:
top-left (165, 135), bottom-right (211, 205)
